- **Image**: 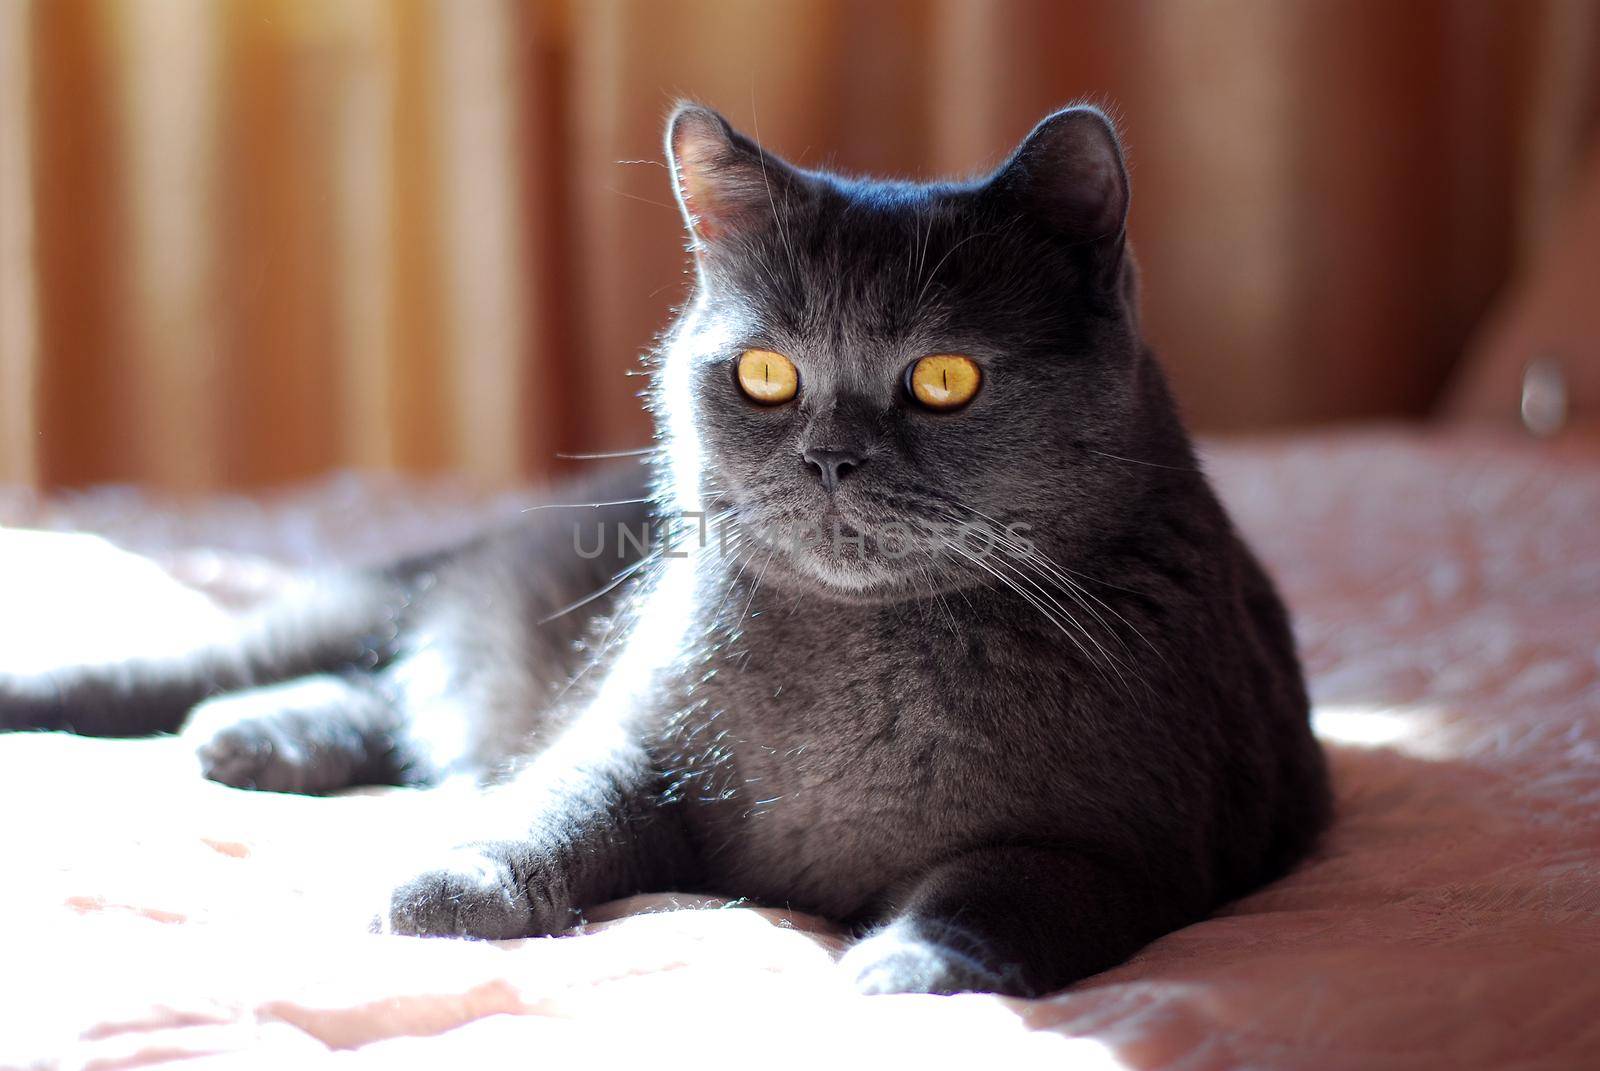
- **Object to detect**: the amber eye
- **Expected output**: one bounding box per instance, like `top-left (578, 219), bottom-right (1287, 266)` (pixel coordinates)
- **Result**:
top-left (908, 354), bottom-right (982, 411)
top-left (736, 349), bottom-right (799, 404)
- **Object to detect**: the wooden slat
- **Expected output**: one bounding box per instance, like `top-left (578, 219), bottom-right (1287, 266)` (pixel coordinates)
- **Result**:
top-left (434, 0), bottom-right (530, 484)
top-left (111, 0), bottom-right (223, 490)
top-left (0, 0), bottom-right (38, 485)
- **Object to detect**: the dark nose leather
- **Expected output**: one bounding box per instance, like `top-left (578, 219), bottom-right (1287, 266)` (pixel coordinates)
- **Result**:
top-left (802, 447), bottom-right (862, 493)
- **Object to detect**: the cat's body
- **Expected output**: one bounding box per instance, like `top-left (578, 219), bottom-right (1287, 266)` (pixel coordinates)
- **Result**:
top-left (0, 104), bottom-right (1329, 996)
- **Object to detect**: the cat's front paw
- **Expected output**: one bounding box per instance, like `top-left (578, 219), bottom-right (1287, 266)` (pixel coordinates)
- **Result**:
top-left (183, 679), bottom-right (361, 794)
top-left (840, 922), bottom-right (1014, 996)
top-left (188, 710), bottom-right (319, 793)
top-left (383, 846), bottom-right (544, 940)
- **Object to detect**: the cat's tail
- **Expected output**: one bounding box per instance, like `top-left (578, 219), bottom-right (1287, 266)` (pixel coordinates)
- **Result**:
top-left (0, 570), bottom-right (414, 738)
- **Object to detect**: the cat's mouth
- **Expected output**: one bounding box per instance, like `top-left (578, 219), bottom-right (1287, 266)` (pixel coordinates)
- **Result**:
top-left (728, 494), bottom-right (957, 599)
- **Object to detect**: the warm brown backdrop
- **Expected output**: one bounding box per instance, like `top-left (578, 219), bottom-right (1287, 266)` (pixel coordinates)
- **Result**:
top-left (2, 0), bottom-right (1597, 491)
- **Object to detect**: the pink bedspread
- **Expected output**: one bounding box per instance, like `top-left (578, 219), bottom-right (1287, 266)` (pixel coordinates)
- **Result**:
top-left (2, 429), bottom-right (1597, 1070)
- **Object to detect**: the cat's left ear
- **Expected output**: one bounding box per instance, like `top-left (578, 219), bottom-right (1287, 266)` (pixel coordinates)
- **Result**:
top-left (991, 106), bottom-right (1130, 289)
top-left (666, 103), bottom-right (805, 252)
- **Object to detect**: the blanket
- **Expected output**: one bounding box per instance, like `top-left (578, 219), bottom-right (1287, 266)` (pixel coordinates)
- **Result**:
top-left (2, 429), bottom-right (1597, 1070)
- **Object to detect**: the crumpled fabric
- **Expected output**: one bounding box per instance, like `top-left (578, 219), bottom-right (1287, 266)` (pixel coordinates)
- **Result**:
top-left (2, 428), bottom-right (1596, 1070)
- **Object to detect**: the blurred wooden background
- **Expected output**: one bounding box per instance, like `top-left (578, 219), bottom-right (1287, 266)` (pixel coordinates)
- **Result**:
top-left (1, 0), bottom-right (1597, 491)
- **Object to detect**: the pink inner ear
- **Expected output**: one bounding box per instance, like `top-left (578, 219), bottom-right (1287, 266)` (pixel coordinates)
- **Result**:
top-left (678, 162), bottom-right (768, 245)
top-left (677, 173), bottom-right (726, 243)
top-left (671, 114), bottom-right (739, 243)
top-left (669, 105), bottom-right (796, 248)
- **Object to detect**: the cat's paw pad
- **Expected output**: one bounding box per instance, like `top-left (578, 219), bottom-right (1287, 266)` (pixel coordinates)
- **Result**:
top-left (187, 711), bottom-right (316, 793)
top-left (384, 848), bottom-right (534, 940)
top-left (840, 926), bottom-right (1011, 996)
top-left (183, 680), bottom-right (356, 793)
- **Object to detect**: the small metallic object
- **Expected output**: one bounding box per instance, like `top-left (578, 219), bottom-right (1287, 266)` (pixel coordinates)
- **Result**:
top-left (1520, 357), bottom-right (1567, 438)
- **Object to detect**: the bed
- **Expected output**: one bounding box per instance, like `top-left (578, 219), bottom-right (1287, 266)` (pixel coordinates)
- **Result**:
top-left (3, 428), bottom-right (1597, 1070)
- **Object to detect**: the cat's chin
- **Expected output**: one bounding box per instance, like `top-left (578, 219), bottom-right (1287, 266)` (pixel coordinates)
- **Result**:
top-left (765, 550), bottom-right (947, 606)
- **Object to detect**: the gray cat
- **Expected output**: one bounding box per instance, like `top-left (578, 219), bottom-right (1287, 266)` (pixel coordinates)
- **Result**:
top-left (0, 104), bottom-right (1329, 996)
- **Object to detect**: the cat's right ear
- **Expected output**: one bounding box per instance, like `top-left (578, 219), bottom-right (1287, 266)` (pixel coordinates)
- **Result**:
top-left (991, 106), bottom-right (1130, 289)
top-left (666, 103), bottom-right (801, 252)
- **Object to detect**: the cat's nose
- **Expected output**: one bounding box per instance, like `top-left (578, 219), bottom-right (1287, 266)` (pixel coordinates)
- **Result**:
top-left (802, 448), bottom-right (862, 493)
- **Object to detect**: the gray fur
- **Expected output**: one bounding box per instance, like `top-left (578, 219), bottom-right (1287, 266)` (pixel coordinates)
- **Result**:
top-left (0, 104), bottom-right (1328, 997)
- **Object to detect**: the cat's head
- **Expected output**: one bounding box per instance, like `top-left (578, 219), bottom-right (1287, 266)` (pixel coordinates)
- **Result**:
top-left (656, 103), bottom-right (1175, 602)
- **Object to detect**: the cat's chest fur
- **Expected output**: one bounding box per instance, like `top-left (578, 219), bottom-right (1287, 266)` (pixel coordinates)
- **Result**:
top-left (657, 589), bottom-right (1075, 920)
